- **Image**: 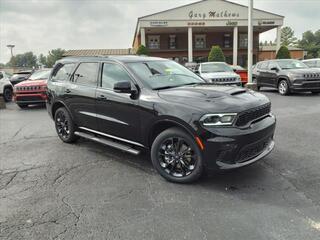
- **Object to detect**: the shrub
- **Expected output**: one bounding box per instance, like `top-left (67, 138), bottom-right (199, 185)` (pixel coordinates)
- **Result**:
top-left (276, 46), bottom-right (291, 59)
top-left (136, 45), bottom-right (149, 56)
top-left (208, 45), bottom-right (226, 62)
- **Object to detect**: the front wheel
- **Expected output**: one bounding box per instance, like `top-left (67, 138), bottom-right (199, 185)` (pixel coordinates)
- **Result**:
top-left (311, 91), bottom-right (320, 94)
top-left (18, 103), bottom-right (28, 109)
top-left (151, 128), bottom-right (203, 183)
top-left (3, 88), bottom-right (13, 102)
top-left (54, 107), bottom-right (78, 143)
top-left (278, 80), bottom-right (290, 95)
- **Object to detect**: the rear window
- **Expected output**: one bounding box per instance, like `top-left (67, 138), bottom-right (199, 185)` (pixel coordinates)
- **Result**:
top-left (51, 63), bottom-right (75, 82)
top-left (73, 62), bottom-right (99, 87)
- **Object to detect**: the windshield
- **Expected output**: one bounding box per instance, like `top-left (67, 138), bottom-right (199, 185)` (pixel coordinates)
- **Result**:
top-left (276, 60), bottom-right (308, 69)
top-left (127, 60), bottom-right (204, 90)
top-left (29, 70), bottom-right (51, 80)
top-left (201, 63), bottom-right (233, 73)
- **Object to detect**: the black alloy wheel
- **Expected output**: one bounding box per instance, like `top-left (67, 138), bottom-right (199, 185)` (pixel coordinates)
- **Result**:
top-left (151, 128), bottom-right (203, 183)
top-left (54, 107), bottom-right (78, 143)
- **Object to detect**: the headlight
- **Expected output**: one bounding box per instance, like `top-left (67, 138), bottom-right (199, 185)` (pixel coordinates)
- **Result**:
top-left (200, 113), bottom-right (237, 126)
top-left (288, 73), bottom-right (303, 79)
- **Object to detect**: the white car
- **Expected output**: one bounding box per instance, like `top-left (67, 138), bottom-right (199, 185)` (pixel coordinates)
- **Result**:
top-left (194, 62), bottom-right (242, 86)
top-left (302, 58), bottom-right (320, 68)
top-left (0, 71), bottom-right (13, 102)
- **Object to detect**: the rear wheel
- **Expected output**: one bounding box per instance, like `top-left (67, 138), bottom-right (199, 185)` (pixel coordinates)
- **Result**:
top-left (54, 107), bottom-right (78, 143)
top-left (3, 87), bottom-right (12, 102)
top-left (278, 80), bottom-right (290, 95)
top-left (151, 127), bottom-right (203, 183)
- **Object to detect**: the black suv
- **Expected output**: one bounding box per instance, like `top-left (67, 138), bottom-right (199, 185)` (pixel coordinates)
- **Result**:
top-left (253, 59), bottom-right (320, 95)
top-left (47, 56), bottom-right (276, 183)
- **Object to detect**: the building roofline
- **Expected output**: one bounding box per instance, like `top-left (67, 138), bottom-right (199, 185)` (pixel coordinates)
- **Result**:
top-left (132, 0), bottom-right (284, 47)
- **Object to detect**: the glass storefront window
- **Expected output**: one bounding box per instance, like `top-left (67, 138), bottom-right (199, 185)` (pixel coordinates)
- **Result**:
top-left (148, 35), bottom-right (160, 49)
top-left (169, 35), bottom-right (176, 49)
top-left (195, 34), bottom-right (206, 49)
top-left (239, 34), bottom-right (248, 48)
top-left (224, 33), bottom-right (231, 48)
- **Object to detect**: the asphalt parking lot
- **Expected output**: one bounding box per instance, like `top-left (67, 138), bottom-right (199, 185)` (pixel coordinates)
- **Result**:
top-left (1, 89), bottom-right (320, 240)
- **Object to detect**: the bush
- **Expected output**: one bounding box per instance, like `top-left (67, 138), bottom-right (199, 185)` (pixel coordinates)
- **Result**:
top-left (276, 46), bottom-right (291, 59)
top-left (208, 45), bottom-right (226, 62)
top-left (136, 45), bottom-right (149, 56)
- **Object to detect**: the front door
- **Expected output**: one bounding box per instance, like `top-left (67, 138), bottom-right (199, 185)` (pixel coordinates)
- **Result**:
top-left (95, 62), bottom-right (141, 145)
top-left (265, 62), bottom-right (280, 87)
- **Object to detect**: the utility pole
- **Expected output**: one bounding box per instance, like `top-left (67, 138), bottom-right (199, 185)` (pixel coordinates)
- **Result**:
top-left (7, 44), bottom-right (15, 58)
top-left (246, 0), bottom-right (257, 90)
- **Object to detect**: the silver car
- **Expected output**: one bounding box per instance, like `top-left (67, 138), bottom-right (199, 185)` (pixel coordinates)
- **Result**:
top-left (195, 62), bottom-right (242, 86)
top-left (302, 58), bottom-right (320, 68)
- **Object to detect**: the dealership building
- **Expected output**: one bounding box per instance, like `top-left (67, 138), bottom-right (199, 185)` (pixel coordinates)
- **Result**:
top-left (64, 0), bottom-right (304, 66)
top-left (132, 0), bottom-right (284, 66)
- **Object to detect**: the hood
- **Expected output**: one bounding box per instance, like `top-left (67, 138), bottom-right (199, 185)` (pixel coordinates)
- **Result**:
top-left (157, 84), bottom-right (269, 113)
top-left (201, 71), bottom-right (239, 79)
top-left (15, 79), bottom-right (47, 87)
top-left (285, 68), bottom-right (320, 74)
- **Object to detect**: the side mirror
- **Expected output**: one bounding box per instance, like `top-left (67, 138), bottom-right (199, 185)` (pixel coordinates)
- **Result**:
top-left (270, 67), bottom-right (279, 72)
top-left (113, 81), bottom-right (133, 94)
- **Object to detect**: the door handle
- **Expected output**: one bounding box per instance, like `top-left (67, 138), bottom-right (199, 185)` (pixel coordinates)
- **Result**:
top-left (97, 95), bottom-right (107, 101)
top-left (65, 89), bottom-right (71, 93)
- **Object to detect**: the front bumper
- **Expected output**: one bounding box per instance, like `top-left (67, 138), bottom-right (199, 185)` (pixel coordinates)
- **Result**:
top-left (291, 80), bottom-right (320, 91)
top-left (14, 92), bottom-right (47, 104)
top-left (200, 114), bottom-right (276, 170)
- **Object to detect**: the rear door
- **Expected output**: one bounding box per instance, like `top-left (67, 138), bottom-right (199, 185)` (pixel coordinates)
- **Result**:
top-left (64, 62), bottom-right (99, 130)
top-left (95, 62), bottom-right (141, 144)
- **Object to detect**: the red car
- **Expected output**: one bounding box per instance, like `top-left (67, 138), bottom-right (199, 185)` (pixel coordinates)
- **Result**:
top-left (13, 69), bottom-right (51, 108)
top-left (231, 65), bottom-right (248, 86)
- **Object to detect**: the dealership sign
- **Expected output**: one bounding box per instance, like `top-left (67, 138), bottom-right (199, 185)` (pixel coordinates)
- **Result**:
top-left (150, 21), bottom-right (168, 26)
top-left (188, 10), bottom-right (240, 19)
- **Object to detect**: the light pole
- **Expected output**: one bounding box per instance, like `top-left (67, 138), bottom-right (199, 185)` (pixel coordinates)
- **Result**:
top-left (246, 0), bottom-right (257, 90)
top-left (7, 44), bottom-right (15, 58)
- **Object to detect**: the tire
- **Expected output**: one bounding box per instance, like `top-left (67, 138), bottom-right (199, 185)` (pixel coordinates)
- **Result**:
top-left (151, 127), bottom-right (203, 183)
top-left (3, 87), bottom-right (13, 102)
top-left (278, 80), bottom-right (290, 95)
top-left (18, 103), bottom-right (28, 109)
top-left (311, 91), bottom-right (320, 94)
top-left (54, 107), bottom-right (78, 143)
top-left (257, 86), bottom-right (261, 91)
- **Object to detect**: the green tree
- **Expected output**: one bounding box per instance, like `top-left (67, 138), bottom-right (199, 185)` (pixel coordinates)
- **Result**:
top-left (38, 53), bottom-right (47, 67)
top-left (298, 30), bottom-right (320, 58)
top-left (208, 45), bottom-right (225, 62)
top-left (46, 48), bottom-right (66, 67)
top-left (136, 45), bottom-right (149, 55)
top-left (280, 26), bottom-right (297, 47)
top-left (7, 52), bottom-right (37, 68)
top-left (276, 46), bottom-right (291, 59)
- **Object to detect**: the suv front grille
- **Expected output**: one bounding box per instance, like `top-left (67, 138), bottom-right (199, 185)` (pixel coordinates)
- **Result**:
top-left (235, 103), bottom-right (271, 127)
top-left (303, 73), bottom-right (320, 79)
top-left (211, 77), bottom-right (237, 82)
top-left (16, 86), bottom-right (42, 91)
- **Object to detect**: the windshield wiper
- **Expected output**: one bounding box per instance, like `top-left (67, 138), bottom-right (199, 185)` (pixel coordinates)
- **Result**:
top-left (153, 83), bottom-right (198, 91)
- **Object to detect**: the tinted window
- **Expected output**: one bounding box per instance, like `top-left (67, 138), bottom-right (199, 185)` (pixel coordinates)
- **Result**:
top-left (268, 62), bottom-right (279, 70)
top-left (52, 64), bottom-right (75, 81)
top-left (74, 62), bottom-right (99, 86)
top-left (101, 63), bottom-right (132, 89)
top-left (0, 72), bottom-right (3, 79)
top-left (258, 62), bottom-right (269, 70)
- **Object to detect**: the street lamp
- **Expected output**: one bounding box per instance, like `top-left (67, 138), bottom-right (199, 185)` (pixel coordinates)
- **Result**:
top-left (7, 44), bottom-right (15, 58)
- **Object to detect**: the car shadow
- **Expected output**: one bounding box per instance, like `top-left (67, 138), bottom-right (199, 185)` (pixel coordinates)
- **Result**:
top-left (259, 88), bottom-right (320, 97)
